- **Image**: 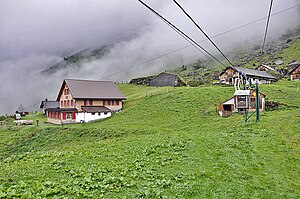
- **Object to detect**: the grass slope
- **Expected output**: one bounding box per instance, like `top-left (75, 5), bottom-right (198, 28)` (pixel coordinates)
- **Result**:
top-left (0, 80), bottom-right (300, 198)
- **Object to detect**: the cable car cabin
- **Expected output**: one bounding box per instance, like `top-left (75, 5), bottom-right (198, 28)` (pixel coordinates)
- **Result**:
top-left (234, 90), bottom-right (250, 111)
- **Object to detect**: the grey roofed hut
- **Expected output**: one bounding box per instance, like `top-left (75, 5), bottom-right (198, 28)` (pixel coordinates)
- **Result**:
top-left (219, 66), bottom-right (277, 85)
top-left (40, 99), bottom-right (59, 115)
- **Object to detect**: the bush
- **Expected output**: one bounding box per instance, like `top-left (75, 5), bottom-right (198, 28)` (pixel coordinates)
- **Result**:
top-left (0, 115), bottom-right (6, 121)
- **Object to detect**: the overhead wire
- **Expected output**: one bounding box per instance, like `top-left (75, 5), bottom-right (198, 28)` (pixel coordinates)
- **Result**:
top-left (99, 3), bottom-right (300, 81)
top-left (19, 3), bottom-right (300, 84)
top-left (137, 0), bottom-right (227, 68)
top-left (262, 0), bottom-right (274, 52)
top-left (23, 3), bottom-right (300, 111)
top-left (151, 8), bottom-right (212, 60)
top-left (172, 0), bottom-right (235, 67)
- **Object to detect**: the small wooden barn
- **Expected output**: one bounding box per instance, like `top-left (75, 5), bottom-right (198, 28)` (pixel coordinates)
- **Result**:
top-left (289, 64), bottom-right (300, 80)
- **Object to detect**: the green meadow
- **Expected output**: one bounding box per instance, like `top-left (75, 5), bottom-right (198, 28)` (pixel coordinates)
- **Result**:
top-left (0, 79), bottom-right (299, 198)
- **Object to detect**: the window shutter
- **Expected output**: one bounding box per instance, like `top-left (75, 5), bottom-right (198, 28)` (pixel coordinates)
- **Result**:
top-left (116, 100), bottom-right (120, 106)
top-left (72, 112), bottom-right (76, 119)
top-left (108, 100), bottom-right (111, 106)
top-left (84, 100), bottom-right (86, 106)
top-left (90, 100), bottom-right (93, 106)
top-left (62, 112), bottom-right (66, 120)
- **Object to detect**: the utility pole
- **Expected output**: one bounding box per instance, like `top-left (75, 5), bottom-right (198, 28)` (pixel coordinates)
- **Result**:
top-left (255, 82), bottom-right (260, 122)
top-left (244, 80), bottom-right (261, 122)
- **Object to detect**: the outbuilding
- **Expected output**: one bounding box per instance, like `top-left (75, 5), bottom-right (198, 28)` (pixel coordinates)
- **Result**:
top-left (289, 64), bottom-right (300, 80)
top-left (217, 89), bottom-right (266, 117)
top-left (219, 66), bottom-right (277, 85)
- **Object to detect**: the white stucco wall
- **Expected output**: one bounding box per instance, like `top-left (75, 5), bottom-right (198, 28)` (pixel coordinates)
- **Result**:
top-left (76, 112), bottom-right (111, 123)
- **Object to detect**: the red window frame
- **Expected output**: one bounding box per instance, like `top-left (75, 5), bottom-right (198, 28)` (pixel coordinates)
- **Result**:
top-left (84, 99), bottom-right (93, 106)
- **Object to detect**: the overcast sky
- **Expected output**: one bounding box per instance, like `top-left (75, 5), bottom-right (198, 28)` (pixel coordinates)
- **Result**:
top-left (0, 0), bottom-right (299, 115)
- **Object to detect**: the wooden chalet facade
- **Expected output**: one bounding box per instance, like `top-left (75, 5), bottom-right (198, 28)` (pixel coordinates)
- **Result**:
top-left (46, 79), bottom-right (126, 124)
top-left (219, 66), bottom-right (277, 85)
top-left (217, 89), bottom-right (266, 117)
top-left (289, 64), bottom-right (300, 80)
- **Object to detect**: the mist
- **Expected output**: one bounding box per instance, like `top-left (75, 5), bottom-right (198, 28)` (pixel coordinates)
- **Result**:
top-left (0, 0), bottom-right (299, 115)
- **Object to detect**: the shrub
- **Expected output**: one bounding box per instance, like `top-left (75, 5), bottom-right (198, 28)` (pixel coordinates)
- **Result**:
top-left (0, 115), bottom-right (5, 121)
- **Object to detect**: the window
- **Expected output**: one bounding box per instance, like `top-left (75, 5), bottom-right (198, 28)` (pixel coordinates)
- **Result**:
top-left (223, 105), bottom-right (232, 111)
top-left (105, 100), bottom-right (108, 106)
top-left (84, 100), bottom-right (93, 106)
top-left (91, 113), bottom-right (95, 115)
top-left (64, 88), bottom-right (69, 95)
top-left (113, 100), bottom-right (117, 106)
top-left (67, 100), bottom-right (70, 106)
top-left (108, 100), bottom-right (111, 106)
top-left (64, 100), bottom-right (66, 107)
top-left (98, 113), bottom-right (101, 116)
top-left (61, 101), bottom-right (63, 107)
top-left (116, 100), bottom-right (120, 106)
top-left (71, 100), bottom-right (74, 107)
top-left (66, 113), bottom-right (72, 119)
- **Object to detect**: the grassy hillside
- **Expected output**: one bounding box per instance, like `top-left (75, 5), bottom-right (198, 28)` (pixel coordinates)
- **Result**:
top-left (0, 80), bottom-right (299, 198)
top-left (173, 35), bottom-right (300, 84)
